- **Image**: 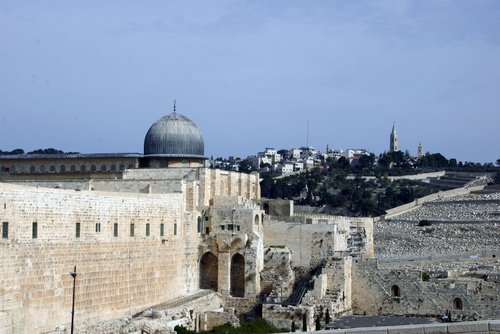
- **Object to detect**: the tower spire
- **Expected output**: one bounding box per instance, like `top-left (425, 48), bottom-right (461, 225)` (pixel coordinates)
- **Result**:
top-left (390, 121), bottom-right (399, 153)
top-left (173, 99), bottom-right (176, 113)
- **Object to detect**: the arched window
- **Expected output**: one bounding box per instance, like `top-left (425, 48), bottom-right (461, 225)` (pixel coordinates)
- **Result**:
top-left (254, 214), bottom-right (259, 224)
top-left (110, 165), bottom-right (116, 171)
top-left (80, 165), bottom-right (86, 172)
top-left (391, 285), bottom-right (400, 297)
top-left (90, 165), bottom-right (96, 172)
top-left (30, 166), bottom-right (36, 172)
top-left (127, 164), bottom-right (134, 169)
top-left (197, 216), bottom-right (202, 233)
top-left (60, 165), bottom-right (66, 172)
top-left (100, 164), bottom-right (106, 172)
top-left (119, 164), bottom-right (125, 171)
top-left (40, 165), bottom-right (46, 172)
top-left (10, 165), bottom-right (16, 173)
top-left (49, 165), bottom-right (56, 172)
top-left (70, 165), bottom-right (76, 172)
top-left (453, 298), bottom-right (463, 310)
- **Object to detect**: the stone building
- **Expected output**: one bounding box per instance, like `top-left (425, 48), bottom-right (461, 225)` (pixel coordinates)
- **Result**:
top-left (0, 110), bottom-right (262, 333)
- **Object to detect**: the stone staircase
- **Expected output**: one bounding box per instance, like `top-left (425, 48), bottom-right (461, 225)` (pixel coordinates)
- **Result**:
top-left (137, 289), bottom-right (214, 315)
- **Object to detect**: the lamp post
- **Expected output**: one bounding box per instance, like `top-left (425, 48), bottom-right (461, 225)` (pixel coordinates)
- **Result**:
top-left (69, 266), bottom-right (77, 334)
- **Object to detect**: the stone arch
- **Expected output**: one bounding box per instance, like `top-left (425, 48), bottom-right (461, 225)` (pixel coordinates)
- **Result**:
top-left (391, 285), bottom-right (400, 297)
top-left (230, 253), bottom-right (245, 297)
top-left (200, 252), bottom-right (218, 291)
top-left (453, 297), bottom-right (463, 310)
top-left (263, 203), bottom-right (270, 215)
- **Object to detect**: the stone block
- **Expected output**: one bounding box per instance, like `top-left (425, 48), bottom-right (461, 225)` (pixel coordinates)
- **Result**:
top-left (490, 320), bottom-right (500, 331)
top-left (423, 324), bottom-right (447, 334)
top-left (447, 321), bottom-right (489, 333)
top-left (0, 313), bottom-right (11, 328)
top-left (344, 328), bottom-right (388, 334)
top-left (387, 325), bottom-right (424, 334)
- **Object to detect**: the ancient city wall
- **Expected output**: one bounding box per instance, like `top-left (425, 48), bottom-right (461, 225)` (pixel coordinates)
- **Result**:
top-left (351, 260), bottom-right (500, 321)
top-left (263, 220), bottom-right (348, 268)
top-left (322, 320), bottom-right (500, 334)
top-left (0, 183), bottom-right (200, 334)
top-left (4, 168), bottom-right (261, 210)
top-left (263, 216), bottom-right (373, 268)
top-left (124, 168), bottom-right (260, 202)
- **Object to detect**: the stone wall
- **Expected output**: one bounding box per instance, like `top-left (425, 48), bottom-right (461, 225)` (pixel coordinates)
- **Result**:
top-left (263, 217), bottom-right (372, 268)
top-left (7, 168), bottom-right (261, 206)
top-left (322, 320), bottom-right (500, 334)
top-left (351, 260), bottom-right (500, 321)
top-left (383, 185), bottom-right (485, 219)
top-left (0, 183), bottom-right (199, 334)
top-left (262, 304), bottom-right (314, 332)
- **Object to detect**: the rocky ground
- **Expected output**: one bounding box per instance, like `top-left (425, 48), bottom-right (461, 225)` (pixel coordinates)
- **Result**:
top-left (375, 192), bottom-right (500, 259)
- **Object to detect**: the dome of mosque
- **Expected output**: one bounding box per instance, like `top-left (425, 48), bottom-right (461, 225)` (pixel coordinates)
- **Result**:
top-left (144, 111), bottom-right (204, 157)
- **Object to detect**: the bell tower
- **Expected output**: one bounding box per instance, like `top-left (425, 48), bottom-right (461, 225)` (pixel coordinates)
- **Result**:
top-left (390, 123), bottom-right (398, 153)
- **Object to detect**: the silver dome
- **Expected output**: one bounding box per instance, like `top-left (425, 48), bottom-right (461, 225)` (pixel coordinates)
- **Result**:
top-left (144, 112), bottom-right (205, 157)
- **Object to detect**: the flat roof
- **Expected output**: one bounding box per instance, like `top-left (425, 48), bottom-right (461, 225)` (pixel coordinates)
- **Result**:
top-left (0, 153), bottom-right (143, 160)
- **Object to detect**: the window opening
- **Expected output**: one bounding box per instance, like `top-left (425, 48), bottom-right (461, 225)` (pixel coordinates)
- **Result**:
top-left (2, 222), bottom-right (8, 239)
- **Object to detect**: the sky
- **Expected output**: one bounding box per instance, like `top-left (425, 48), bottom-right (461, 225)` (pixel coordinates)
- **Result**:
top-left (1, 1), bottom-right (499, 163)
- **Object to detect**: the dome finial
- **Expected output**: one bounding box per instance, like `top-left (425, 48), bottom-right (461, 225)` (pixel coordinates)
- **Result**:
top-left (173, 99), bottom-right (176, 113)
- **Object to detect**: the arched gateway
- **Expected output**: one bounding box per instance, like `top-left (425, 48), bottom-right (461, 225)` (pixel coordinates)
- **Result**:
top-left (200, 252), bottom-right (218, 291)
top-left (230, 253), bottom-right (245, 297)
